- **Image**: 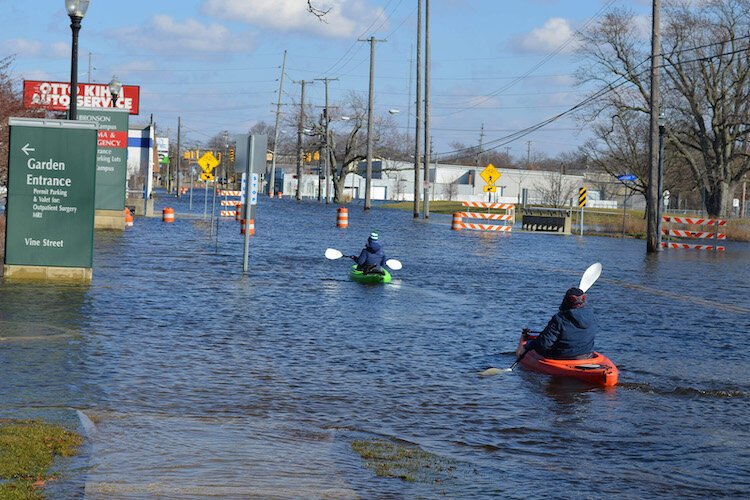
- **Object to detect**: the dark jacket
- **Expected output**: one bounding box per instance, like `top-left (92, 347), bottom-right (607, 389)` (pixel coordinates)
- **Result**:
top-left (526, 305), bottom-right (596, 359)
top-left (355, 239), bottom-right (386, 272)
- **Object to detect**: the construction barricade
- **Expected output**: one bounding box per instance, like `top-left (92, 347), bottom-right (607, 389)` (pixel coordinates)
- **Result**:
top-left (451, 202), bottom-right (515, 232)
top-left (662, 216), bottom-right (726, 251)
top-left (219, 190), bottom-right (242, 218)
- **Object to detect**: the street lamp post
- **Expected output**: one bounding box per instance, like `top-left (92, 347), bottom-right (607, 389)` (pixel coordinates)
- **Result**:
top-left (66, 0), bottom-right (90, 120)
top-left (108, 75), bottom-right (121, 108)
top-left (657, 113), bottom-right (667, 247)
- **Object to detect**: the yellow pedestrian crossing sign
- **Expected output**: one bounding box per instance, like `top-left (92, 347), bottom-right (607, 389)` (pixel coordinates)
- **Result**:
top-left (480, 163), bottom-right (501, 185)
top-left (198, 152), bottom-right (219, 173)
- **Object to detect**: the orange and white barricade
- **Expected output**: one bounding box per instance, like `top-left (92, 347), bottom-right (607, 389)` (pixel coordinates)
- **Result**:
top-left (219, 190), bottom-right (242, 217)
top-left (661, 216), bottom-right (726, 251)
top-left (451, 202), bottom-right (515, 232)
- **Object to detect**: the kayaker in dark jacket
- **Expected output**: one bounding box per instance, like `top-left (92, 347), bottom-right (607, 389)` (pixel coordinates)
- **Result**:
top-left (353, 231), bottom-right (386, 274)
top-left (516, 287), bottom-right (596, 360)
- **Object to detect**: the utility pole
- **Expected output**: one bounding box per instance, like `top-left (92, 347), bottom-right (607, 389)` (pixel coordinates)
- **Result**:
top-left (413, 0), bottom-right (423, 219)
top-left (295, 80), bottom-right (313, 201)
top-left (176, 116), bottom-right (181, 197)
top-left (526, 140), bottom-right (532, 169)
top-left (359, 36), bottom-right (386, 210)
top-left (646, 0), bottom-right (662, 253)
top-left (87, 52), bottom-right (92, 83)
top-left (476, 123), bottom-right (484, 168)
top-left (270, 50), bottom-right (286, 197)
top-left (315, 77), bottom-right (339, 204)
top-left (423, 0), bottom-right (431, 219)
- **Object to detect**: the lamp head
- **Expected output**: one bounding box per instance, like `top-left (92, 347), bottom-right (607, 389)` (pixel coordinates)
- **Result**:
top-left (65, 0), bottom-right (90, 18)
top-left (108, 75), bottom-right (122, 99)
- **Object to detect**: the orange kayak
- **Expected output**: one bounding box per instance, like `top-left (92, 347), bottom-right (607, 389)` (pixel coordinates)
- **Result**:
top-left (518, 335), bottom-right (618, 387)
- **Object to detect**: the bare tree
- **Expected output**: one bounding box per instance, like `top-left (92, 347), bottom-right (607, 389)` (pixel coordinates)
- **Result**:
top-left (578, 1), bottom-right (750, 217)
top-left (391, 173), bottom-right (408, 201)
top-left (304, 92), bottom-right (405, 203)
top-left (534, 171), bottom-right (578, 207)
top-left (0, 56), bottom-right (46, 185)
top-left (442, 175), bottom-right (460, 201)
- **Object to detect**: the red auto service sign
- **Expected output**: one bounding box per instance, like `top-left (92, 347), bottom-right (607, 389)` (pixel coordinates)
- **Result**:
top-left (23, 80), bottom-right (140, 115)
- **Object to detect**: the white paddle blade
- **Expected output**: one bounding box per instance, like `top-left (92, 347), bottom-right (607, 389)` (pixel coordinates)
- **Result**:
top-left (324, 248), bottom-right (343, 260)
top-left (385, 259), bottom-right (402, 271)
top-left (579, 262), bottom-right (602, 292)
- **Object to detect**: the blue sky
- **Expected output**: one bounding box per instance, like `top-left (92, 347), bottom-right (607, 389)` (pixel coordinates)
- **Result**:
top-left (2, 0), bottom-right (653, 159)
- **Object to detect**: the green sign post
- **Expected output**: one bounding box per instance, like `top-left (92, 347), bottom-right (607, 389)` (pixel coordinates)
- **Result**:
top-left (3, 118), bottom-right (98, 280)
top-left (77, 108), bottom-right (129, 211)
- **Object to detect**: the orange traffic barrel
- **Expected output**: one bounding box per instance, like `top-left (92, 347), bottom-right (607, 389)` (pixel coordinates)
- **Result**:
top-left (124, 208), bottom-right (134, 227)
top-left (163, 207), bottom-right (175, 223)
top-left (235, 203), bottom-right (242, 221)
top-left (451, 212), bottom-right (463, 230)
top-left (336, 207), bottom-right (349, 228)
top-left (277, 192), bottom-right (283, 199)
top-left (240, 219), bottom-right (255, 235)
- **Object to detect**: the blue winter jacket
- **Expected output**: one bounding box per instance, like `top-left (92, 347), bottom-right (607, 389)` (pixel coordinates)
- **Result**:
top-left (526, 305), bottom-right (596, 359)
top-left (355, 239), bottom-right (386, 272)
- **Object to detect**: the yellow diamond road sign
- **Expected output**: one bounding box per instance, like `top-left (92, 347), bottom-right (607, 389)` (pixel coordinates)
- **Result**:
top-left (483, 185), bottom-right (497, 193)
top-left (480, 163), bottom-right (501, 185)
top-left (198, 152), bottom-right (220, 173)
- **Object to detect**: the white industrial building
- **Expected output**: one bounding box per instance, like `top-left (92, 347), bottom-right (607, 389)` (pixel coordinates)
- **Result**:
top-left (277, 159), bottom-right (616, 208)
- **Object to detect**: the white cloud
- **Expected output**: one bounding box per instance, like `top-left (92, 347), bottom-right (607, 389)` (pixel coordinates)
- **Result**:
top-left (516, 18), bottom-right (580, 54)
top-left (50, 42), bottom-right (69, 59)
top-left (111, 14), bottom-right (255, 57)
top-left (202, 0), bottom-right (383, 39)
top-left (0, 38), bottom-right (43, 57)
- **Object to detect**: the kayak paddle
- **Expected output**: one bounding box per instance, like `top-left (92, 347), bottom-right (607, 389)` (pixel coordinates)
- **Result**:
top-left (324, 248), bottom-right (348, 260)
top-left (579, 262), bottom-right (602, 293)
top-left (324, 248), bottom-right (403, 270)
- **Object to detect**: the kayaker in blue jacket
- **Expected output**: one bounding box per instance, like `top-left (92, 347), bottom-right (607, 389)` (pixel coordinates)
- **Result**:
top-left (516, 287), bottom-right (596, 360)
top-left (352, 231), bottom-right (386, 274)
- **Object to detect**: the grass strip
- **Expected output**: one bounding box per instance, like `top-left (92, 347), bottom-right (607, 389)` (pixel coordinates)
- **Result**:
top-left (0, 419), bottom-right (82, 500)
top-left (352, 439), bottom-right (455, 483)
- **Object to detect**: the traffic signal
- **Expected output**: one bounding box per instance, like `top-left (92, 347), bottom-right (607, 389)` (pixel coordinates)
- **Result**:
top-left (229, 148), bottom-right (235, 163)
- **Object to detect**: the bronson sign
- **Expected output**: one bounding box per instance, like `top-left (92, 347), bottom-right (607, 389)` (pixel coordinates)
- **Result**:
top-left (23, 80), bottom-right (141, 115)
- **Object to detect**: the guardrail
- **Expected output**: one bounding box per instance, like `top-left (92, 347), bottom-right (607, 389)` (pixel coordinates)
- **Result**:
top-left (521, 207), bottom-right (572, 234)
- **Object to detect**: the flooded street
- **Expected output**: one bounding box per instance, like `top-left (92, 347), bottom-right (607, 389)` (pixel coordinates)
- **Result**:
top-left (2, 192), bottom-right (750, 498)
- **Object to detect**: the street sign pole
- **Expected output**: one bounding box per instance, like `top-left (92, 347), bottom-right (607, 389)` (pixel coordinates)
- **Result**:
top-left (242, 135), bottom-right (256, 274)
top-left (203, 180), bottom-right (208, 218)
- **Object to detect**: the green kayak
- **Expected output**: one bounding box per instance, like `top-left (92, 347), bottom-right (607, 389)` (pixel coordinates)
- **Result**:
top-left (348, 264), bottom-right (392, 284)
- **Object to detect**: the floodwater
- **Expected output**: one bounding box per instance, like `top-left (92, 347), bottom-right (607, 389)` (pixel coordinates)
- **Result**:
top-left (1, 191), bottom-right (749, 499)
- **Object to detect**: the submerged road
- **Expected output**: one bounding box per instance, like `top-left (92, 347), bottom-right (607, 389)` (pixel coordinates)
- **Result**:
top-left (1, 192), bottom-right (749, 498)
